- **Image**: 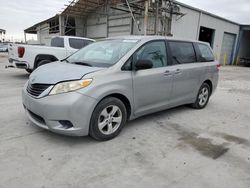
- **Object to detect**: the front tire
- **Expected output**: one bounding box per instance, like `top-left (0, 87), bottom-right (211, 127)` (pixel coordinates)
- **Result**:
top-left (89, 97), bottom-right (127, 141)
top-left (191, 83), bottom-right (211, 109)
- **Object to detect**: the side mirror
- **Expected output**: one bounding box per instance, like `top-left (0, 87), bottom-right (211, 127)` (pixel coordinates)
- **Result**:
top-left (135, 59), bottom-right (153, 70)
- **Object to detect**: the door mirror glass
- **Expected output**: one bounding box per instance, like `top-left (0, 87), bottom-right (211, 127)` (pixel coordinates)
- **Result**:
top-left (135, 59), bottom-right (153, 70)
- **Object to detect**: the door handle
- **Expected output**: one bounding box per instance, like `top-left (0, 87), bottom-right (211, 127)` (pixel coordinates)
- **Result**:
top-left (164, 70), bottom-right (172, 76)
top-left (174, 69), bottom-right (182, 74)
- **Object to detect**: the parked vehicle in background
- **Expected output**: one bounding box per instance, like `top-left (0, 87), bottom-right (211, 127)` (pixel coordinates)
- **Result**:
top-left (0, 43), bottom-right (8, 52)
top-left (8, 36), bottom-right (95, 73)
top-left (240, 57), bottom-right (250, 67)
top-left (22, 36), bottom-right (219, 141)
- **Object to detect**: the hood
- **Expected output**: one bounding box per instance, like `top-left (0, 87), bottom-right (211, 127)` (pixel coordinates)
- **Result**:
top-left (29, 62), bottom-right (103, 84)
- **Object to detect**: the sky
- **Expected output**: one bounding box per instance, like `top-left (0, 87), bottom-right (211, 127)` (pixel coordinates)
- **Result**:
top-left (0, 0), bottom-right (249, 41)
top-left (0, 0), bottom-right (66, 41)
top-left (180, 0), bottom-right (250, 24)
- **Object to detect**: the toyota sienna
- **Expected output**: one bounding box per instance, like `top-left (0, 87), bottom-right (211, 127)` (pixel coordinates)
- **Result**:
top-left (22, 36), bottom-right (219, 141)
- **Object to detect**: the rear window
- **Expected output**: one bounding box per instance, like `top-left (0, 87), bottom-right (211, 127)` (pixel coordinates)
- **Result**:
top-left (169, 41), bottom-right (196, 64)
top-left (197, 43), bottom-right (215, 62)
top-left (69, 38), bottom-right (93, 49)
top-left (51, 37), bottom-right (64, 48)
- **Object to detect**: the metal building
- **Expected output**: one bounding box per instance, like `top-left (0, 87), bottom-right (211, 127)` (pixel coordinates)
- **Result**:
top-left (0, 28), bottom-right (6, 42)
top-left (24, 0), bottom-right (247, 65)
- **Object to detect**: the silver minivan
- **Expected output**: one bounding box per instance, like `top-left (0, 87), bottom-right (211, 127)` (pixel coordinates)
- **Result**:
top-left (22, 36), bottom-right (219, 141)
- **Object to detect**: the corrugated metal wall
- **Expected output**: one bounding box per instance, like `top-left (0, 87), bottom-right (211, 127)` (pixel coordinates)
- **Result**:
top-left (86, 15), bottom-right (107, 39)
top-left (108, 13), bottom-right (132, 37)
top-left (82, 4), bottom-right (240, 64)
top-left (172, 6), bottom-right (240, 64)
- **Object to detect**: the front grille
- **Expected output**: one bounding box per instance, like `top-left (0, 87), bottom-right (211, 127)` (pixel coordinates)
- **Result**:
top-left (27, 83), bottom-right (52, 97)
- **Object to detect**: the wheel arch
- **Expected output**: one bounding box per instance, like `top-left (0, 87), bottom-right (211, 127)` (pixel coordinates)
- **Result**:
top-left (97, 93), bottom-right (132, 120)
top-left (203, 79), bottom-right (213, 95)
top-left (34, 54), bottom-right (58, 68)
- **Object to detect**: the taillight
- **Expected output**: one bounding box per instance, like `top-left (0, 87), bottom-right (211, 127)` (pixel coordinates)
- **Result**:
top-left (18, 47), bottom-right (25, 58)
top-left (216, 64), bottom-right (221, 71)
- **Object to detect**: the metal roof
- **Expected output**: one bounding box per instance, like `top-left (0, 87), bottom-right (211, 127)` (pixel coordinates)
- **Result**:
top-left (240, 25), bottom-right (250, 30)
top-left (61, 0), bottom-right (240, 25)
top-left (24, 0), bottom-right (242, 34)
top-left (61, 0), bottom-right (124, 17)
top-left (24, 15), bottom-right (59, 34)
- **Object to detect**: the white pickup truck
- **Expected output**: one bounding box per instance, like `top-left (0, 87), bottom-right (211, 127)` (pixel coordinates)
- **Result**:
top-left (8, 36), bottom-right (95, 73)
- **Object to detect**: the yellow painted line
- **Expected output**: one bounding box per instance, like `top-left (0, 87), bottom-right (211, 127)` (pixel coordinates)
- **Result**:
top-left (224, 53), bottom-right (227, 66)
top-left (215, 53), bottom-right (218, 60)
top-left (236, 56), bottom-right (239, 66)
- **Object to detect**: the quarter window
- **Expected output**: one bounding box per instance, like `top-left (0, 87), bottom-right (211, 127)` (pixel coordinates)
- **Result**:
top-left (51, 37), bottom-right (64, 48)
top-left (169, 42), bottom-right (196, 64)
top-left (197, 43), bottom-right (215, 62)
top-left (134, 41), bottom-right (167, 68)
top-left (69, 38), bottom-right (93, 49)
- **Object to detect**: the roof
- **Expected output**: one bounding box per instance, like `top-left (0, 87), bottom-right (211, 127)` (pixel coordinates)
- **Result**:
top-left (61, 0), bottom-right (123, 17)
top-left (106, 35), bottom-right (210, 44)
top-left (61, 0), bottom-right (240, 25)
top-left (240, 25), bottom-right (250, 30)
top-left (24, 15), bottom-right (59, 34)
top-left (24, 0), bottom-right (242, 34)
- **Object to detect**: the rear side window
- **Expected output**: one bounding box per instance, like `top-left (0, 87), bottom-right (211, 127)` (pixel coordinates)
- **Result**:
top-left (69, 38), bottom-right (93, 49)
top-left (169, 41), bottom-right (196, 64)
top-left (197, 43), bottom-right (215, 62)
top-left (51, 37), bottom-right (64, 48)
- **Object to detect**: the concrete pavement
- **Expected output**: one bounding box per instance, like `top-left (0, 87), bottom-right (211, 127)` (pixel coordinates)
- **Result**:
top-left (0, 53), bottom-right (250, 188)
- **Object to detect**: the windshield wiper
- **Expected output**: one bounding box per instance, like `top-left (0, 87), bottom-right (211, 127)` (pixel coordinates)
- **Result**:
top-left (60, 58), bottom-right (69, 62)
top-left (72, 62), bottom-right (93, 67)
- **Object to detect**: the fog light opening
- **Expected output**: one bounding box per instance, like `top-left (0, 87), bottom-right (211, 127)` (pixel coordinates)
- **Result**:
top-left (59, 120), bottom-right (74, 129)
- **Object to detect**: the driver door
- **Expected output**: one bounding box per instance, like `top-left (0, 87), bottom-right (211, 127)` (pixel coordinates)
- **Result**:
top-left (132, 40), bottom-right (174, 117)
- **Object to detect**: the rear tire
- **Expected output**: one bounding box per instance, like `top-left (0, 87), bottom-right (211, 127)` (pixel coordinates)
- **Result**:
top-left (191, 83), bottom-right (211, 109)
top-left (89, 97), bottom-right (127, 141)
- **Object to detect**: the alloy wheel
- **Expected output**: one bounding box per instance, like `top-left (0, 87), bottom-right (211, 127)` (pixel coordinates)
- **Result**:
top-left (98, 105), bottom-right (122, 135)
top-left (198, 87), bottom-right (209, 106)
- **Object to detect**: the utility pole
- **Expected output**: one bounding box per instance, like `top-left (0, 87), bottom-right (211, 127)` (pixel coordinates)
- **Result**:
top-left (24, 32), bottom-right (27, 43)
top-left (167, 0), bottom-right (174, 36)
top-left (154, 0), bottom-right (159, 35)
top-left (144, 0), bottom-right (149, 35)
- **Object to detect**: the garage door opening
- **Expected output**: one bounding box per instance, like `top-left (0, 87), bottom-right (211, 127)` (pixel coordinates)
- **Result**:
top-left (199, 26), bottom-right (215, 47)
top-left (238, 29), bottom-right (250, 66)
top-left (220, 32), bottom-right (236, 65)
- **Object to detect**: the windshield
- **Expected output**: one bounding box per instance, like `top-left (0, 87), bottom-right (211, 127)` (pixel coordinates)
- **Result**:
top-left (66, 39), bottom-right (138, 67)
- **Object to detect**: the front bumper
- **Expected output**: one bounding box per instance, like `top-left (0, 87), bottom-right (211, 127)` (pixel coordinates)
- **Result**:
top-left (22, 85), bottom-right (98, 136)
top-left (9, 58), bottom-right (29, 69)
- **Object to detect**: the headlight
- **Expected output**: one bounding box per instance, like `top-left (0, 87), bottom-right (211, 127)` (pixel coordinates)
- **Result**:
top-left (49, 79), bottom-right (93, 95)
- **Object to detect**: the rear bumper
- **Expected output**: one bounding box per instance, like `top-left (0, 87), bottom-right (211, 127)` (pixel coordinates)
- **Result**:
top-left (22, 83), bottom-right (98, 136)
top-left (9, 58), bottom-right (29, 69)
top-left (211, 72), bottom-right (219, 96)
